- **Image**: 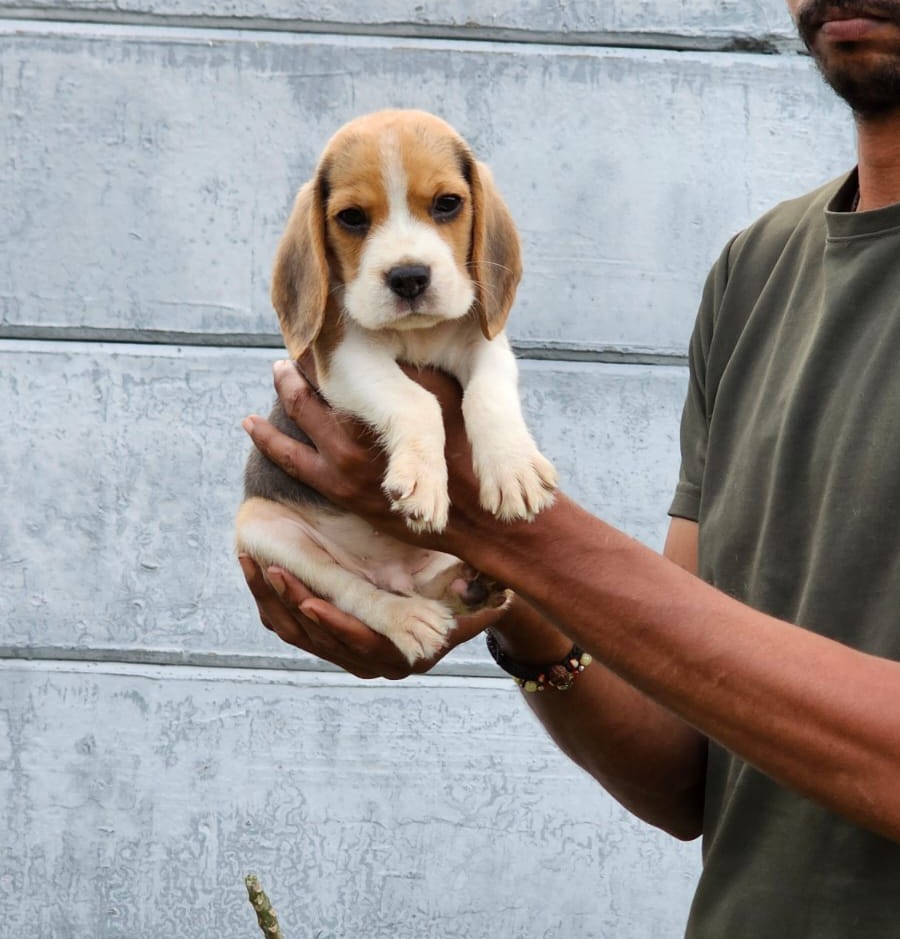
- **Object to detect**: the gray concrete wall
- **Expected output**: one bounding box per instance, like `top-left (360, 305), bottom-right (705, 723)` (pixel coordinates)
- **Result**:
top-left (1, 3), bottom-right (856, 937)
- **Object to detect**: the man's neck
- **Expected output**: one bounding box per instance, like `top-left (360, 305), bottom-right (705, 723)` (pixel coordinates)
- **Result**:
top-left (855, 110), bottom-right (900, 211)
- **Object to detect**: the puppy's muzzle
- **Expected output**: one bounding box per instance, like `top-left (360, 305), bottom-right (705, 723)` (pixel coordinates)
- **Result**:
top-left (386, 264), bottom-right (431, 300)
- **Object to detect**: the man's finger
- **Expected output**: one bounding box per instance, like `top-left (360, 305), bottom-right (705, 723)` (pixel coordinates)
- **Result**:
top-left (298, 596), bottom-right (414, 672)
top-left (399, 365), bottom-right (463, 411)
top-left (240, 557), bottom-right (395, 676)
top-left (263, 569), bottom-right (409, 678)
top-left (239, 558), bottom-right (312, 644)
top-left (239, 554), bottom-right (276, 603)
top-left (241, 412), bottom-right (325, 490)
top-left (273, 360), bottom-right (330, 430)
top-left (454, 601), bottom-right (511, 643)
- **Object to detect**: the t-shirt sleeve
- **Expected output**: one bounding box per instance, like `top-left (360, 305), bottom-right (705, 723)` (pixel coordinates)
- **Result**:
top-left (668, 238), bottom-right (735, 522)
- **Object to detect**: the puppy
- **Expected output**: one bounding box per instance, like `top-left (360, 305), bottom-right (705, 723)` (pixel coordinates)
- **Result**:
top-left (236, 109), bottom-right (557, 663)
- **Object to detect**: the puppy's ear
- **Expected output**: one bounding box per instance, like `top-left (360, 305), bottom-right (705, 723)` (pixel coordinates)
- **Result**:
top-left (271, 179), bottom-right (330, 358)
top-left (468, 160), bottom-right (523, 340)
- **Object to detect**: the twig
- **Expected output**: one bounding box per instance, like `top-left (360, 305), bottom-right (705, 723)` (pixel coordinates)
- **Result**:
top-left (245, 873), bottom-right (286, 939)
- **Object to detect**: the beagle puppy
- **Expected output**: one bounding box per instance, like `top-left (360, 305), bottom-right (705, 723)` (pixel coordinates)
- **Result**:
top-left (236, 109), bottom-right (557, 663)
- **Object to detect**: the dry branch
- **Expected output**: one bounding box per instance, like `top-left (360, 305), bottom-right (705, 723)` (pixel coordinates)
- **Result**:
top-left (244, 873), bottom-right (286, 939)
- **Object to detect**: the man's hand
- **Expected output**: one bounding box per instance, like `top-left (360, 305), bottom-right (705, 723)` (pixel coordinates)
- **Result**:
top-left (240, 360), bottom-right (489, 554)
top-left (238, 555), bottom-right (506, 678)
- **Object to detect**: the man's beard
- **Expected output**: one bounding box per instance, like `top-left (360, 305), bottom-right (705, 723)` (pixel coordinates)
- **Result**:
top-left (819, 57), bottom-right (900, 116)
top-left (796, 0), bottom-right (900, 117)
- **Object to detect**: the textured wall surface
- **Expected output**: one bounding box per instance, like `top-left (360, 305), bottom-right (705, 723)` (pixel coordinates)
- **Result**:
top-left (1, 2), bottom-right (856, 937)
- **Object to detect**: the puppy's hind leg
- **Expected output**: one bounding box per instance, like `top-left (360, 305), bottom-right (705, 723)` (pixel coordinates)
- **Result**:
top-left (235, 498), bottom-right (457, 664)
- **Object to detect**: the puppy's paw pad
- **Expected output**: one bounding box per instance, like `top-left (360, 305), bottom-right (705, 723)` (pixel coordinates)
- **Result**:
top-left (383, 454), bottom-right (450, 532)
top-left (378, 597), bottom-right (456, 664)
top-left (478, 449), bottom-right (558, 522)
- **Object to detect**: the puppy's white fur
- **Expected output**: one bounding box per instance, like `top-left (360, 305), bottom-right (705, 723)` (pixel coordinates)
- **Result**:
top-left (236, 109), bottom-right (557, 663)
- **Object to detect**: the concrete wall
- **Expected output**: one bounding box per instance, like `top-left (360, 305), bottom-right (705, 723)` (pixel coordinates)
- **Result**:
top-left (1, 3), bottom-right (856, 937)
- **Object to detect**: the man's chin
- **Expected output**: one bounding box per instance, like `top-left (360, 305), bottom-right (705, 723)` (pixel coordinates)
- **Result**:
top-left (814, 53), bottom-right (900, 117)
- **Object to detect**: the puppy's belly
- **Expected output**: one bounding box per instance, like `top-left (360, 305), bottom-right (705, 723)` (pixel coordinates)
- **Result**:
top-left (235, 497), bottom-right (506, 663)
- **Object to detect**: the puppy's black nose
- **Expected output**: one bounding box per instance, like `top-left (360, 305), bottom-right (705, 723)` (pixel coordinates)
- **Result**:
top-left (387, 264), bottom-right (431, 300)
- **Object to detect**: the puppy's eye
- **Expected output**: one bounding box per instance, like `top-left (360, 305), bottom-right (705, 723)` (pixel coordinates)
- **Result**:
top-left (336, 207), bottom-right (369, 233)
top-left (432, 194), bottom-right (463, 222)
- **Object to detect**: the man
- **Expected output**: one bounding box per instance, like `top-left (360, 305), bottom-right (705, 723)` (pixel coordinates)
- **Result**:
top-left (239, 1), bottom-right (900, 934)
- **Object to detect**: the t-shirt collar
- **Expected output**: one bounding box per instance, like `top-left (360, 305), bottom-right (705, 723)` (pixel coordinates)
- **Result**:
top-left (826, 167), bottom-right (900, 239)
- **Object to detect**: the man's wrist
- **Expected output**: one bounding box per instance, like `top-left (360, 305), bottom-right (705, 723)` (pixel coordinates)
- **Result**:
top-left (486, 628), bottom-right (592, 692)
top-left (488, 594), bottom-right (574, 665)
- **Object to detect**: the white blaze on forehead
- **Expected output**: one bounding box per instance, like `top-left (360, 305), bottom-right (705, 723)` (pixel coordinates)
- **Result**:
top-left (380, 131), bottom-right (414, 227)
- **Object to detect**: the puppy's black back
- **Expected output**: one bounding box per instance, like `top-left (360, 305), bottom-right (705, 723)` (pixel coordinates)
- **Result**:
top-left (243, 399), bottom-right (330, 509)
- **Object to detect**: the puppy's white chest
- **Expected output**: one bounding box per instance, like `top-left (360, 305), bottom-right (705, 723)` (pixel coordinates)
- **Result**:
top-left (388, 320), bottom-right (480, 372)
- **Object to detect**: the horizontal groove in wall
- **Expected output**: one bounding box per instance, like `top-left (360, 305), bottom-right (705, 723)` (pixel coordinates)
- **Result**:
top-left (0, 329), bottom-right (688, 366)
top-left (514, 340), bottom-right (688, 367)
top-left (0, 325), bottom-right (289, 349)
top-left (0, 644), bottom-right (501, 680)
top-left (0, 8), bottom-right (803, 54)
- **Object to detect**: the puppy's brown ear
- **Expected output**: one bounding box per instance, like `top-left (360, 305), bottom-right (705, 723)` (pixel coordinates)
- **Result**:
top-left (469, 160), bottom-right (523, 340)
top-left (271, 179), bottom-right (330, 358)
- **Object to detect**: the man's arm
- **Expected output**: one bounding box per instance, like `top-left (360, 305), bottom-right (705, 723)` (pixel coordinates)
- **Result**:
top-left (238, 366), bottom-right (709, 839)
top-left (467, 495), bottom-right (900, 844)
top-left (239, 522), bottom-right (709, 840)
top-left (243, 362), bottom-right (900, 843)
top-left (486, 518), bottom-right (707, 840)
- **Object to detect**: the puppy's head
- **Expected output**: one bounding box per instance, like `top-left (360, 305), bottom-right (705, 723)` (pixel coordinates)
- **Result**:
top-left (271, 109), bottom-right (522, 358)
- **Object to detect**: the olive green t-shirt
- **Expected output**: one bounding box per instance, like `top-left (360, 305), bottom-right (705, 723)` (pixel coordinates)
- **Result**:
top-left (670, 170), bottom-right (900, 937)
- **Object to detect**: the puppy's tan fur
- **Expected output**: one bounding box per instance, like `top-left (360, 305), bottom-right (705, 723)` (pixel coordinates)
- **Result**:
top-left (236, 110), bottom-right (556, 663)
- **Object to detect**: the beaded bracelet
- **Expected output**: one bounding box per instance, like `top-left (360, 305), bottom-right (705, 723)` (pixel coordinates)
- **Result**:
top-left (485, 630), bottom-right (593, 692)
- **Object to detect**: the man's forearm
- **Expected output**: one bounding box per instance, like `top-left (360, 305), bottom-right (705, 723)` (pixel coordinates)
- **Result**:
top-left (491, 595), bottom-right (707, 839)
top-left (455, 495), bottom-right (900, 843)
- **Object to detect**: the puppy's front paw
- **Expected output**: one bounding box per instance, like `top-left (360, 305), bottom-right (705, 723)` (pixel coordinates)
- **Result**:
top-left (477, 444), bottom-right (558, 522)
top-left (376, 595), bottom-right (457, 664)
top-left (383, 450), bottom-right (450, 533)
